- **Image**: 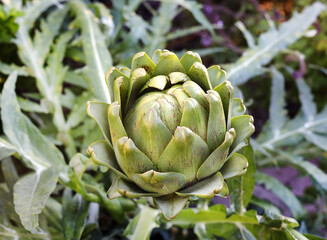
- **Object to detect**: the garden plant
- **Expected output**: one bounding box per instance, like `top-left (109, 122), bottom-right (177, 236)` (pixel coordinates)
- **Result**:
top-left (0, 0), bottom-right (327, 239)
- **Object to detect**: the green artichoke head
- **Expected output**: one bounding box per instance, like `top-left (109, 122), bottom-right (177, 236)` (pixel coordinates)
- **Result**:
top-left (87, 50), bottom-right (254, 220)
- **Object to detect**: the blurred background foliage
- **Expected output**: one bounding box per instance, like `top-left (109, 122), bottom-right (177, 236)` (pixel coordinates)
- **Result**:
top-left (0, 0), bottom-right (327, 239)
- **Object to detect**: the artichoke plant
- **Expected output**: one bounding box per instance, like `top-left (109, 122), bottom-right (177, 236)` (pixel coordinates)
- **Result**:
top-left (87, 50), bottom-right (254, 219)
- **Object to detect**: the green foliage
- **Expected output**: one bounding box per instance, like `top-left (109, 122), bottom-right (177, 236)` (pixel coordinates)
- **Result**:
top-left (0, 0), bottom-right (326, 239)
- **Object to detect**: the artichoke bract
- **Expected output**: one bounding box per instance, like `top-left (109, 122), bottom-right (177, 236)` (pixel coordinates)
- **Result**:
top-left (87, 50), bottom-right (255, 219)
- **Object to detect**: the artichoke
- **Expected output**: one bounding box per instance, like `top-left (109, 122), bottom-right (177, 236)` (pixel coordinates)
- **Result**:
top-left (87, 50), bottom-right (254, 219)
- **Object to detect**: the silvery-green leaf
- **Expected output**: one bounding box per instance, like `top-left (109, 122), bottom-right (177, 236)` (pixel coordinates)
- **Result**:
top-left (0, 61), bottom-right (29, 76)
top-left (147, 3), bottom-right (178, 54)
top-left (296, 78), bottom-right (317, 122)
top-left (256, 171), bottom-right (306, 219)
top-left (14, 168), bottom-right (58, 234)
top-left (158, 0), bottom-right (215, 35)
top-left (0, 137), bottom-right (16, 161)
top-left (70, 0), bottom-right (112, 103)
top-left (227, 2), bottom-right (326, 85)
top-left (281, 151), bottom-right (327, 191)
top-left (269, 67), bottom-right (287, 137)
top-left (67, 92), bottom-right (91, 128)
top-left (1, 72), bottom-right (67, 174)
top-left (304, 131), bottom-right (327, 152)
top-left (235, 21), bottom-right (255, 49)
top-left (123, 206), bottom-right (159, 240)
top-left (1, 158), bottom-right (19, 193)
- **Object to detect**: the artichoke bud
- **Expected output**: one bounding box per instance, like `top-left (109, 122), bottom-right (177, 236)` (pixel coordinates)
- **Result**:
top-left (87, 50), bottom-right (255, 220)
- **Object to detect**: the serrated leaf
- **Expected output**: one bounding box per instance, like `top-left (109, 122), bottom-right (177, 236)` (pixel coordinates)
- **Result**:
top-left (0, 61), bottom-right (29, 76)
top-left (13, 167), bottom-right (58, 234)
top-left (67, 92), bottom-right (91, 128)
top-left (17, 97), bottom-right (49, 113)
top-left (147, 2), bottom-right (178, 54)
top-left (22, 0), bottom-right (61, 30)
top-left (235, 21), bottom-right (255, 49)
top-left (295, 78), bottom-right (317, 122)
top-left (70, 0), bottom-right (112, 103)
top-left (281, 152), bottom-right (327, 192)
top-left (227, 2), bottom-right (327, 85)
top-left (256, 172), bottom-right (306, 219)
top-left (269, 67), bottom-right (287, 137)
top-left (303, 131), bottom-right (327, 151)
top-left (33, 7), bottom-right (68, 65)
top-left (165, 0), bottom-right (214, 35)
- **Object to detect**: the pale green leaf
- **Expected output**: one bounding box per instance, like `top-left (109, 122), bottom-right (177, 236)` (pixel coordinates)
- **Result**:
top-left (1, 72), bottom-right (67, 174)
top-left (22, 0), bottom-right (60, 30)
top-left (295, 78), bottom-right (317, 122)
top-left (256, 172), bottom-right (306, 219)
top-left (13, 168), bottom-right (58, 234)
top-left (33, 7), bottom-right (68, 65)
top-left (17, 97), bottom-right (50, 114)
top-left (1, 158), bottom-right (19, 193)
top-left (0, 61), bottom-right (29, 76)
top-left (269, 67), bottom-right (287, 137)
top-left (281, 152), bottom-right (327, 191)
top-left (235, 21), bottom-right (255, 49)
top-left (0, 137), bottom-right (16, 161)
top-left (124, 206), bottom-right (159, 240)
top-left (227, 2), bottom-right (327, 85)
top-left (70, 0), bottom-right (113, 103)
top-left (147, 2), bottom-right (178, 54)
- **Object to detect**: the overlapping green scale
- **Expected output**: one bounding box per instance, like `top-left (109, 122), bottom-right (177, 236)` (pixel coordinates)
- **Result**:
top-left (87, 49), bottom-right (255, 220)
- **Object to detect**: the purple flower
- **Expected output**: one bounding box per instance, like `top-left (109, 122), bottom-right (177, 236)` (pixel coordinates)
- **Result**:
top-left (201, 32), bottom-right (212, 47)
top-left (203, 4), bottom-right (213, 14)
